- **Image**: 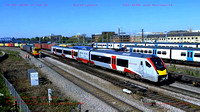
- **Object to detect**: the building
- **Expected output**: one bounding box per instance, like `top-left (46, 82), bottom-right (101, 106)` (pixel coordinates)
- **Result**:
top-left (92, 32), bottom-right (115, 42)
top-left (92, 33), bottom-right (103, 42)
top-left (112, 34), bottom-right (130, 42)
top-left (146, 31), bottom-right (200, 43)
top-left (48, 34), bottom-right (62, 43)
top-left (130, 35), bottom-right (142, 42)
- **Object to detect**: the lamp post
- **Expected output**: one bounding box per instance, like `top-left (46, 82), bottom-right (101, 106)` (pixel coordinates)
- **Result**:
top-left (165, 31), bottom-right (168, 42)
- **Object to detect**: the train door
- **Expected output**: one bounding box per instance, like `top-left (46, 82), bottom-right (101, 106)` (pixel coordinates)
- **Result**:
top-left (130, 47), bottom-right (133, 53)
top-left (139, 61), bottom-right (144, 75)
top-left (153, 49), bottom-right (157, 56)
top-left (71, 50), bottom-right (74, 59)
top-left (111, 56), bottom-right (117, 70)
top-left (119, 43), bottom-right (122, 49)
top-left (96, 43), bottom-right (98, 48)
top-left (187, 51), bottom-right (193, 61)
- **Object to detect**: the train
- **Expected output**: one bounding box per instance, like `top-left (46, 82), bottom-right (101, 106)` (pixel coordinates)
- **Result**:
top-left (51, 46), bottom-right (168, 82)
top-left (93, 42), bottom-right (200, 49)
top-left (21, 45), bottom-right (41, 57)
top-left (124, 46), bottom-right (200, 64)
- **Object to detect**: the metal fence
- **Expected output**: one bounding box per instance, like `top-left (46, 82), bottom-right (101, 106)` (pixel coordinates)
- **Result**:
top-left (2, 75), bottom-right (31, 112)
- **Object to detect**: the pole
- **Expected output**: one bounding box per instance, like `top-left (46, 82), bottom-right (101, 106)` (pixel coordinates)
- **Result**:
top-left (107, 33), bottom-right (108, 42)
top-left (165, 31), bottom-right (168, 42)
top-left (142, 29), bottom-right (144, 42)
top-left (39, 51), bottom-right (42, 68)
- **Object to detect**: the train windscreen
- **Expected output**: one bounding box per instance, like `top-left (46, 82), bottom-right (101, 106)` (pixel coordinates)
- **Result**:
top-left (150, 58), bottom-right (165, 70)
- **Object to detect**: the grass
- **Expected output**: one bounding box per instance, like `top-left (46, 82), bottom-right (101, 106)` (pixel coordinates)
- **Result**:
top-left (0, 50), bottom-right (2, 55)
top-left (0, 49), bottom-right (79, 112)
top-left (167, 65), bottom-right (200, 77)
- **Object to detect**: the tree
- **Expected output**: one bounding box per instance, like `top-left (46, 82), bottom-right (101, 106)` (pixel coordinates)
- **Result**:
top-left (35, 37), bottom-right (39, 41)
top-left (67, 37), bottom-right (78, 43)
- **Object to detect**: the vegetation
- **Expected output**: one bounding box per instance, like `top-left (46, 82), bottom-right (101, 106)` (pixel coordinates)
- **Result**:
top-left (0, 49), bottom-right (79, 111)
top-left (167, 65), bottom-right (200, 77)
top-left (0, 72), bottom-right (16, 112)
top-left (0, 50), bottom-right (2, 55)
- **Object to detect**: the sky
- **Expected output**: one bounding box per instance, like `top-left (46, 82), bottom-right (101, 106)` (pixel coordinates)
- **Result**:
top-left (0, 0), bottom-right (200, 38)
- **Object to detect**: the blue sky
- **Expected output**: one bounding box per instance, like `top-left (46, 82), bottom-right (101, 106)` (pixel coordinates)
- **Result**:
top-left (0, 0), bottom-right (199, 38)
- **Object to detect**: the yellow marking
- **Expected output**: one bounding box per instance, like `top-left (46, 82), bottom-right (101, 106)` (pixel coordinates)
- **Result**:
top-left (0, 43), bottom-right (4, 46)
top-left (157, 69), bottom-right (167, 76)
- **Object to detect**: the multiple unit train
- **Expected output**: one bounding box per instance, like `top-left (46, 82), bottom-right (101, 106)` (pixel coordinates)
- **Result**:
top-left (51, 46), bottom-right (168, 82)
top-left (94, 42), bottom-right (200, 49)
top-left (124, 46), bottom-right (200, 63)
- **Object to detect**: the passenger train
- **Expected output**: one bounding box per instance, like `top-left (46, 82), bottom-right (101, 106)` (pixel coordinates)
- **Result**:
top-left (51, 46), bottom-right (168, 82)
top-left (124, 46), bottom-right (200, 63)
top-left (93, 42), bottom-right (200, 49)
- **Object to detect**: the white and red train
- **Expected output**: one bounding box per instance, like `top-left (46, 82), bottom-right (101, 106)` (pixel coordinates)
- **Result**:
top-left (51, 46), bottom-right (168, 82)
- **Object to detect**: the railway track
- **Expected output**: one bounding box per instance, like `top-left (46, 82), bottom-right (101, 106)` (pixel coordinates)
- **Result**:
top-left (42, 50), bottom-right (200, 111)
top-left (39, 56), bottom-right (142, 112)
top-left (161, 85), bottom-right (200, 100)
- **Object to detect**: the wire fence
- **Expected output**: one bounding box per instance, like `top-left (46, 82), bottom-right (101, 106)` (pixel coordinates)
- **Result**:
top-left (2, 75), bottom-right (31, 112)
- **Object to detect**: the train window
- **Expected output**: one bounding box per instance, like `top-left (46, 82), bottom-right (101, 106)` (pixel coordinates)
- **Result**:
top-left (184, 38), bottom-right (186, 40)
top-left (188, 38), bottom-right (190, 40)
top-left (196, 37), bottom-right (198, 39)
top-left (117, 45), bottom-right (119, 47)
top-left (64, 50), bottom-right (71, 55)
top-left (181, 52), bottom-right (186, 56)
top-left (140, 50), bottom-right (143, 53)
top-left (137, 49), bottom-right (140, 52)
top-left (117, 59), bottom-right (128, 67)
top-left (74, 52), bottom-right (78, 56)
top-left (162, 51), bottom-right (166, 55)
top-left (91, 54), bottom-right (111, 64)
top-left (140, 61), bottom-right (143, 65)
top-left (53, 48), bottom-right (55, 51)
top-left (149, 50), bottom-right (152, 53)
top-left (177, 38), bottom-right (179, 40)
top-left (157, 51), bottom-right (161, 54)
top-left (145, 61), bottom-right (151, 68)
top-left (133, 49), bottom-right (136, 52)
top-left (192, 37), bottom-right (194, 39)
top-left (144, 50), bottom-right (148, 53)
top-left (57, 49), bottom-right (62, 53)
top-left (150, 58), bottom-right (165, 70)
top-left (194, 53), bottom-right (200, 57)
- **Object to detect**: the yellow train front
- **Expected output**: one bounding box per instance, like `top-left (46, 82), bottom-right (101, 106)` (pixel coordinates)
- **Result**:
top-left (22, 45), bottom-right (41, 57)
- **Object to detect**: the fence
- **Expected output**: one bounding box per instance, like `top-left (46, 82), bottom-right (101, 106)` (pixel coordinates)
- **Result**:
top-left (2, 75), bottom-right (31, 112)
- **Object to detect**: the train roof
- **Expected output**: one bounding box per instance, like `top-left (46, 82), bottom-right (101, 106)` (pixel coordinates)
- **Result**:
top-left (95, 42), bottom-right (146, 44)
top-left (172, 47), bottom-right (200, 51)
top-left (147, 42), bottom-right (198, 45)
top-left (52, 46), bottom-right (93, 50)
top-left (125, 45), bottom-right (200, 51)
top-left (94, 42), bottom-right (199, 45)
top-left (125, 45), bottom-right (173, 49)
top-left (92, 49), bottom-right (157, 58)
